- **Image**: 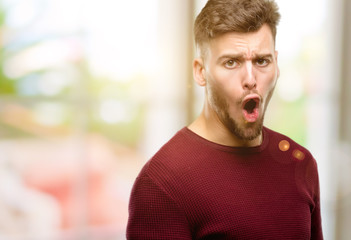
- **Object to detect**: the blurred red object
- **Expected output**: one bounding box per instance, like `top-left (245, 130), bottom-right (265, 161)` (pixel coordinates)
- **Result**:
top-left (22, 135), bottom-right (130, 231)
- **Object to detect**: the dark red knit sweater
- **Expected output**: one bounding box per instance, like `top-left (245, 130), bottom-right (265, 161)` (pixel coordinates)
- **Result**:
top-left (127, 127), bottom-right (323, 239)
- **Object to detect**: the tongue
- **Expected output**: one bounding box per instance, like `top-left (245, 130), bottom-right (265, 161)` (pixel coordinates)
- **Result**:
top-left (243, 108), bottom-right (259, 123)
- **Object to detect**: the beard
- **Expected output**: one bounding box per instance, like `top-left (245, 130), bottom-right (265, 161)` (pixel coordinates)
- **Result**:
top-left (221, 105), bottom-right (263, 141)
top-left (208, 84), bottom-right (267, 141)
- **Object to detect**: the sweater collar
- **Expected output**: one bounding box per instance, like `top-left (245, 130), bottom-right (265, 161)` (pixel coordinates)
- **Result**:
top-left (183, 126), bottom-right (269, 154)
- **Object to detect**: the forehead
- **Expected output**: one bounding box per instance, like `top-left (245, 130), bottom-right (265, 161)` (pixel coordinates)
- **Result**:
top-left (206, 24), bottom-right (275, 58)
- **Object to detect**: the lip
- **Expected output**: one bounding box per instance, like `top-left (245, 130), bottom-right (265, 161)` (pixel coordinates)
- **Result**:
top-left (241, 94), bottom-right (261, 108)
top-left (241, 94), bottom-right (261, 123)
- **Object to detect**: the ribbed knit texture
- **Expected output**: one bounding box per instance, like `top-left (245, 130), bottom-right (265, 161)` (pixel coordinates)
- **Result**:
top-left (127, 127), bottom-right (323, 240)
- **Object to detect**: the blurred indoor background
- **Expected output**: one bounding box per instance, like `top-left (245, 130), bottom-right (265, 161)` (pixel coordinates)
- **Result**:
top-left (0, 0), bottom-right (350, 239)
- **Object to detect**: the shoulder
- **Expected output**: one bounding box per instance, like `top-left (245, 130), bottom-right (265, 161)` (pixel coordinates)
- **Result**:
top-left (137, 127), bottom-right (202, 185)
top-left (152, 127), bottom-right (194, 161)
top-left (264, 127), bottom-right (320, 198)
top-left (264, 127), bottom-right (314, 161)
top-left (264, 127), bottom-right (319, 177)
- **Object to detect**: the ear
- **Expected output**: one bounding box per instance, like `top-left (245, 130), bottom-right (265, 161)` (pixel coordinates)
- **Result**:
top-left (193, 58), bottom-right (206, 86)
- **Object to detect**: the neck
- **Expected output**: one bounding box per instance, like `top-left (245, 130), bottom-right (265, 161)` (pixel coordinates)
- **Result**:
top-left (188, 104), bottom-right (262, 147)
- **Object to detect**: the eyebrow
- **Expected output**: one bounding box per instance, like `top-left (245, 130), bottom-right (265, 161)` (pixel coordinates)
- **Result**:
top-left (217, 53), bottom-right (273, 64)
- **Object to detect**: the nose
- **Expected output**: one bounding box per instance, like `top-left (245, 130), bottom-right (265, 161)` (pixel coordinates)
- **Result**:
top-left (242, 61), bottom-right (257, 90)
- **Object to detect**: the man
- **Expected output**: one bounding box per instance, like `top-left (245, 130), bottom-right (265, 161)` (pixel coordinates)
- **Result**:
top-left (127, 0), bottom-right (323, 239)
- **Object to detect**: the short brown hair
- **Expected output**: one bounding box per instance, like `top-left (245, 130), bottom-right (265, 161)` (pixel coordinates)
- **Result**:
top-left (194, 0), bottom-right (280, 54)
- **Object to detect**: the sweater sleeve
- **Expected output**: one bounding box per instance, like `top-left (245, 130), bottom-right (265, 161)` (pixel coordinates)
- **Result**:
top-left (126, 175), bottom-right (192, 240)
top-left (310, 162), bottom-right (324, 240)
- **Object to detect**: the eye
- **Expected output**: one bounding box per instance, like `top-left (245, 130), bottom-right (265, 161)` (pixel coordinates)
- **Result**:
top-left (255, 58), bottom-right (270, 67)
top-left (224, 59), bottom-right (238, 69)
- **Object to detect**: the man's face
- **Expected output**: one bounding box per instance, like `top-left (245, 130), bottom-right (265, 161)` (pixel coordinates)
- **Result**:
top-left (200, 24), bottom-right (279, 141)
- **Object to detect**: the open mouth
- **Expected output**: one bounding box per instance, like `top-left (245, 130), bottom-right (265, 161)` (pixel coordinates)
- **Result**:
top-left (244, 99), bottom-right (258, 114)
top-left (242, 97), bottom-right (260, 122)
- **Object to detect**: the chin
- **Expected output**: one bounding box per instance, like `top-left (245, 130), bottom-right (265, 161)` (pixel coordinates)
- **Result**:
top-left (238, 124), bottom-right (262, 141)
top-left (224, 114), bottom-right (264, 141)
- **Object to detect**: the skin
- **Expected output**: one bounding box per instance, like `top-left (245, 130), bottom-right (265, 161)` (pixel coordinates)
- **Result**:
top-left (189, 24), bottom-right (280, 147)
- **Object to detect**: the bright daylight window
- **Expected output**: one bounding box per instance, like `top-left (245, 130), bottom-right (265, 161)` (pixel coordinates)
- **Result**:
top-left (0, 0), bottom-right (157, 239)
